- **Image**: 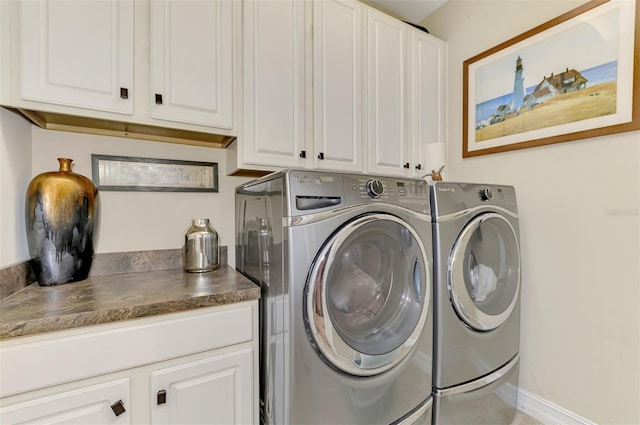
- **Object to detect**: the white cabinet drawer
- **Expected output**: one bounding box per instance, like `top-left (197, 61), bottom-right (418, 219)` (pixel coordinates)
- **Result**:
top-left (0, 303), bottom-right (254, 398)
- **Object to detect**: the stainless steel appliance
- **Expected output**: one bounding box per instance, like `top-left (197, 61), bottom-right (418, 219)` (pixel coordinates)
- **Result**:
top-left (236, 170), bottom-right (434, 425)
top-left (430, 182), bottom-right (521, 424)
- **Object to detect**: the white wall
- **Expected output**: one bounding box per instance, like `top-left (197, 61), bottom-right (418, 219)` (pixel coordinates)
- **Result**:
top-left (0, 108), bottom-right (32, 266)
top-left (30, 127), bottom-right (254, 267)
top-left (0, 122), bottom-right (254, 270)
top-left (422, 1), bottom-right (640, 424)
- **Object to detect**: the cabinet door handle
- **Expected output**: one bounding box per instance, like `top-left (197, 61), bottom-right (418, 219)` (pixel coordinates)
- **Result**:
top-left (317, 152), bottom-right (324, 160)
top-left (110, 400), bottom-right (127, 417)
top-left (403, 162), bottom-right (410, 169)
top-left (155, 94), bottom-right (163, 105)
top-left (299, 150), bottom-right (306, 159)
top-left (157, 389), bottom-right (167, 405)
top-left (120, 88), bottom-right (129, 99)
top-left (415, 164), bottom-right (422, 170)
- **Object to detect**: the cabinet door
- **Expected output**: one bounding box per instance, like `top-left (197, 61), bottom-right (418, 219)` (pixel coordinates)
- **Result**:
top-left (242, 0), bottom-right (306, 168)
top-left (18, 0), bottom-right (133, 114)
top-left (150, 0), bottom-right (233, 129)
top-left (410, 30), bottom-right (446, 178)
top-left (0, 379), bottom-right (130, 425)
top-left (365, 8), bottom-right (410, 176)
top-left (313, 0), bottom-right (363, 172)
top-left (151, 348), bottom-right (253, 425)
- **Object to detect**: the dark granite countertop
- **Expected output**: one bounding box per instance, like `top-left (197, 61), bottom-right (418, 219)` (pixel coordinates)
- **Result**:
top-left (0, 266), bottom-right (260, 340)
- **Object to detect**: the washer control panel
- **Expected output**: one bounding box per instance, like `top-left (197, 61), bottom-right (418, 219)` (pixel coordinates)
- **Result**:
top-left (287, 170), bottom-right (429, 215)
top-left (344, 175), bottom-right (429, 215)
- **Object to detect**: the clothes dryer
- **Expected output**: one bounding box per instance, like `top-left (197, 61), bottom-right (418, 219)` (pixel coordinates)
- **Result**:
top-left (430, 182), bottom-right (521, 425)
top-left (236, 170), bottom-right (434, 425)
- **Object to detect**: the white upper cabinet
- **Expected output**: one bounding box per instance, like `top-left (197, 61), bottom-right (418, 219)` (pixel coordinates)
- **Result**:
top-left (150, 0), bottom-right (233, 129)
top-left (365, 7), bottom-right (410, 177)
top-left (240, 0), bottom-right (306, 169)
top-left (19, 0), bottom-right (134, 114)
top-left (234, 0), bottom-right (366, 175)
top-left (410, 28), bottom-right (446, 178)
top-left (231, 0), bottom-right (446, 177)
top-left (312, 0), bottom-right (363, 173)
top-left (2, 0), bottom-right (444, 166)
top-left (2, 0), bottom-right (237, 145)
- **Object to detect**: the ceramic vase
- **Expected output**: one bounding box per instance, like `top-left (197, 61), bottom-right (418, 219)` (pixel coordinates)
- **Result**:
top-left (183, 218), bottom-right (219, 272)
top-left (25, 158), bottom-right (100, 286)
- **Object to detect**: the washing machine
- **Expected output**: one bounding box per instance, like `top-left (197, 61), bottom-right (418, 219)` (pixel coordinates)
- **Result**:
top-left (430, 182), bottom-right (521, 424)
top-left (236, 169), bottom-right (434, 425)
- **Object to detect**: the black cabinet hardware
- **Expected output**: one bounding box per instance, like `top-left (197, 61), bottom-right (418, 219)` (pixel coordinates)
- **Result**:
top-left (317, 152), bottom-right (324, 160)
top-left (155, 94), bottom-right (163, 105)
top-left (120, 88), bottom-right (129, 99)
top-left (157, 389), bottom-right (167, 405)
top-left (403, 162), bottom-right (410, 169)
top-left (111, 400), bottom-right (126, 417)
top-left (299, 150), bottom-right (306, 158)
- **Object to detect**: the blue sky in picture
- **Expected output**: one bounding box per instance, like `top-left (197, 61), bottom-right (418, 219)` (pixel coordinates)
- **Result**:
top-left (473, 7), bottom-right (619, 105)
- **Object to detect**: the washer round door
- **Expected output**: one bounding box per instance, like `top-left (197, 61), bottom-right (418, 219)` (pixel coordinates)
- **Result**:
top-left (305, 213), bottom-right (430, 376)
top-left (448, 212), bottom-right (520, 331)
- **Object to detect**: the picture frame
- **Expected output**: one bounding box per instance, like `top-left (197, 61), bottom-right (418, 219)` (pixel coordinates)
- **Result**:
top-left (463, 0), bottom-right (640, 157)
top-left (91, 154), bottom-right (218, 192)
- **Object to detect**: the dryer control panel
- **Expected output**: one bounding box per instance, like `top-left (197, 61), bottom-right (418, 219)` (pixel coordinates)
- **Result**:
top-left (430, 181), bottom-right (518, 218)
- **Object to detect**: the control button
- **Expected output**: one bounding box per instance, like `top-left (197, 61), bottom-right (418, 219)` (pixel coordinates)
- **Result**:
top-left (366, 179), bottom-right (384, 198)
top-left (396, 182), bottom-right (406, 196)
top-left (479, 187), bottom-right (494, 201)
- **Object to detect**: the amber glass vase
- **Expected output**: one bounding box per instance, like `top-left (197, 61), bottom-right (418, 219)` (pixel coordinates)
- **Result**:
top-left (25, 158), bottom-right (100, 285)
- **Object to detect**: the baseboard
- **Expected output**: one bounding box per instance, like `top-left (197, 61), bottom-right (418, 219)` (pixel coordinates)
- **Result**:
top-left (517, 387), bottom-right (596, 425)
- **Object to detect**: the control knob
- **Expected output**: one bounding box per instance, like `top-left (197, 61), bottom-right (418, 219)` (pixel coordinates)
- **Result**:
top-left (479, 187), bottom-right (494, 201)
top-left (366, 179), bottom-right (384, 198)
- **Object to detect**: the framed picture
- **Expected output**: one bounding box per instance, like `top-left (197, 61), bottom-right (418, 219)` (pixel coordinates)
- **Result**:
top-left (91, 154), bottom-right (218, 192)
top-left (463, 0), bottom-right (639, 157)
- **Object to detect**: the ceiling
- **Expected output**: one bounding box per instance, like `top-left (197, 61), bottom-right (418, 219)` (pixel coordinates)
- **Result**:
top-left (366, 0), bottom-right (448, 24)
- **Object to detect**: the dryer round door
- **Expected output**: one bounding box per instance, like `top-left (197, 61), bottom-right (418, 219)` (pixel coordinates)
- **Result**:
top-left (305, 213), bottom-right (430, 376)
top-left (447, 212), bottom-right (520, 331)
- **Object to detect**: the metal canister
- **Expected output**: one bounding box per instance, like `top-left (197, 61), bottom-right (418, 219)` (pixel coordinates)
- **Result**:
top-left (183, 218), bottom-right (219, 272)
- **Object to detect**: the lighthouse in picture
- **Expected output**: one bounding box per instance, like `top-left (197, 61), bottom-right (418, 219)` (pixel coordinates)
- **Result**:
top-left (512, 56), bottom-right (525, 111)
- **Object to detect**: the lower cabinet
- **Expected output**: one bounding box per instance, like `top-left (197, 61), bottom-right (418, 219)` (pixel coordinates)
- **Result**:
top-left (0, 378), bottom-right (132, 424)
top-left (151, 348), bottom-right (253, 424)
top-left (0, 302), bottom-right (258, 425)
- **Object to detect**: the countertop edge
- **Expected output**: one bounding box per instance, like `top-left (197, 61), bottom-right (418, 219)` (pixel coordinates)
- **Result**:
top-left (0, 287), bottom-right (260, 340)
top-left (0, 266), bottom-right (260, 340)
